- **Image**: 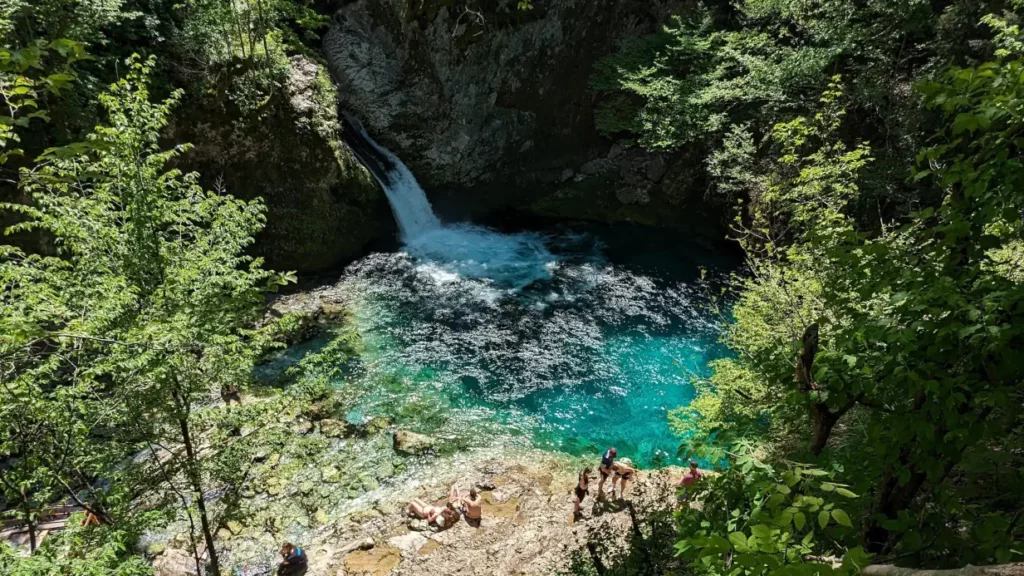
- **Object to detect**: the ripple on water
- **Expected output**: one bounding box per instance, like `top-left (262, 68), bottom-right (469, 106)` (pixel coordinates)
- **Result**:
top-left (330, 224), bottom-right (731, 468)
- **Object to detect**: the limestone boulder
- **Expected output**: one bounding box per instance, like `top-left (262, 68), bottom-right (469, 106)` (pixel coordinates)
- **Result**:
top-left (392, 430), bottom-right (436, 455)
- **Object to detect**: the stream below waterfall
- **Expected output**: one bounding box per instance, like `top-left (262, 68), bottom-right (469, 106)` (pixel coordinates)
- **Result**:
top-left (291, 120), bottom-right (738, 468)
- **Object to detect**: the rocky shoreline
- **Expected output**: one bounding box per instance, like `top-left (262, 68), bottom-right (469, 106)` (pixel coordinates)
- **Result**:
top-left (151, 444), bottom-right (687, 576)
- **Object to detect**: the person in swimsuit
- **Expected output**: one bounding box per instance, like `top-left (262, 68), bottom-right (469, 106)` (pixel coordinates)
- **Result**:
top-left (612, 458), bottom-right (636, 500)
top-left (277, 542), bottom-right (308, 576)
top-left (408, 498), bottom-right (444, 524)
top-left (597, 447), bottom-right (616, 499)
top-left (220, 383), bottom-right (242, 405)
top-left (573, 467), bottom-right (591, 516)
top-left (449, 484), bottom-right (483, 526)
top-left (676, 460), bottom-right (705, 508)
top-left (408, 498), bottom-right (459, 529)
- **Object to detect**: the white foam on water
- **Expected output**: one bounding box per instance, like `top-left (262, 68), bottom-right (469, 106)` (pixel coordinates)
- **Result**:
top-left (405, 224), bottom-right (555, 290)
top-left (347, 116), bottom-right (556, 290)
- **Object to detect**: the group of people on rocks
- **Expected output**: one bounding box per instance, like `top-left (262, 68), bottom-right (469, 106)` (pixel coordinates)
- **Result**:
top-left (573, 447), bottom-right (705, 518)
top-left (275, 450), bottom-right (705, 573)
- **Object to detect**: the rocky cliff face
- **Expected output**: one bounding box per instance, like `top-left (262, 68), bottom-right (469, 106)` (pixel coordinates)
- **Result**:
top-left (173, 56), bottom-right (394, 274)
top-left (322, 0), bottom-right (707, 227)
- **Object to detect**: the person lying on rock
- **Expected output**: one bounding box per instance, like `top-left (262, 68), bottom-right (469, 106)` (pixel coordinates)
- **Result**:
top-left (597, 447), bottom-right (616, 499)
top-left (450, 484), bottom-right (483, 527)
top-left (573, 468), bottom-right (591, 517)
top-left (408, 498), bottom-right (460, 529)
top-left (277, 542), bottom-right (307, 576)
top-left (612, 458), bottom-right (636, 500)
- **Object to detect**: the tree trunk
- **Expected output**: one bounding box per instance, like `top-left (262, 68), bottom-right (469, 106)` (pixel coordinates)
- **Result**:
top-left (177, 413), bottom-right (220, 575)
top-left (863, 468), bottom-right (928, 553)
top-left (810, 403), bottom-right (840, 455)
top-left (230, 0), bottom-right (247, 59)
top-left (862, 403), bottom-right (986, 553)
top-left (862, 563), bottom-right (1024, 576)
top-left (21, 493), bottom-right (36, 552)
top-left (255, 0), bottom-right (270, 58)
top-left (795, 323), bottom-right (847, 454)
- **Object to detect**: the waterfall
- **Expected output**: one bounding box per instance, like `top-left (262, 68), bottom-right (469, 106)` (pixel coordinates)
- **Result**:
top-left (342, 113), bottom-right (556, 290)
top-left (342, 114), bottom-right (441, 240)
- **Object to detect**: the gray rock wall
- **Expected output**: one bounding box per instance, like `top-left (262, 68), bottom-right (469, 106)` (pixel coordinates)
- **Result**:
top-left (322, 0), bottom-right (685, 192)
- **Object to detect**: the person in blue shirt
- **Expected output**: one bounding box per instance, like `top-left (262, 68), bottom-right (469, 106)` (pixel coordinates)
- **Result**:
top-left (278, 542), bottom-right (307, 576)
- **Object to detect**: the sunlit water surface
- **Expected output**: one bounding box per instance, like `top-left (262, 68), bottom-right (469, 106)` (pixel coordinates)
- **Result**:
top-left (310, 223), bottom-right (734, 468)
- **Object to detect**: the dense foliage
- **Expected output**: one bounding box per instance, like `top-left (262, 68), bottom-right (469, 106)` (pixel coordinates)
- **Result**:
top-left (2, 0), bottom-right (1022, 574)
top-left (0, 54), bottom-right (296, 574)
top-left (590, 0), bottom-right (1024, 573)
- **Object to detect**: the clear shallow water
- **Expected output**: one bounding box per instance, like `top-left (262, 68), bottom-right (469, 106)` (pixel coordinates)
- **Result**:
top-left (326, 223), bottom-right (734, 468)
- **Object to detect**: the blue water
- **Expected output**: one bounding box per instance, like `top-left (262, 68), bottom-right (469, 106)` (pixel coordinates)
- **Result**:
top-left (323, 223), bottom-right (734, 468)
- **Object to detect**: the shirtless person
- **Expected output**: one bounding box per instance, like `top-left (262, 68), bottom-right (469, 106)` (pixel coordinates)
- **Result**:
top-left (597, 447), bottom-right (616, 499)
top-left (451, 484), bottom-right (483, 526)
top-left (612, 458), bottom-right (636, 500)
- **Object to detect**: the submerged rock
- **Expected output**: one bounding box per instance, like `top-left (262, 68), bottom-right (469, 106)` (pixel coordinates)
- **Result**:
top-left (320, 418), bottom-right (351, 438)
top-left (364, 416), bottom-right (394, 435)
top-left (392, 430), bottom-right (436, 455)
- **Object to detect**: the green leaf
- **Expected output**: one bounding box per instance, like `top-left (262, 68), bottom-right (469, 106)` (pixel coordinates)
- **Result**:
top-left (751, 524), bottom-right (772, 538)
top-left (831, 509), bottom-right (852, 527)
top-left (729, 531), bottom-right (750, 551)
top-left (794, 512), bottom-right (806, 531)
top-left (835, 488), bottom-right (858, 498)
top-left (709, 534), bottom-right (731, 553)
top-left (820, 482), bottom-right (836, 492)
top-left (818, 511), bottom-right (830, 529)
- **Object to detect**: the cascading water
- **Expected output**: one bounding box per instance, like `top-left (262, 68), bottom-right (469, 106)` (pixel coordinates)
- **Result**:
top-left (343, 114), bottom-right (441, 240)
top-left (343, 114), bottom-right (556, 290)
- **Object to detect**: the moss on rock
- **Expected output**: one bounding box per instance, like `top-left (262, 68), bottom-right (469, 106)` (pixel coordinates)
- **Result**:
top-left (171, 56), bottom-right (393, 274)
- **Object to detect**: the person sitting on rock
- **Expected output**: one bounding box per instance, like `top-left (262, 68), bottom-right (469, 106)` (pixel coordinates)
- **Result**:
top-left (277, 542), bottom-right (307, 576)
top-left (612, 458), bottom-right (636, 500)
top-left (451, 484), bottom-right (483, 527)
top-left (573, 468), bottom-right (591, 517)
top-left (220, 383), bottom-right (242, 405)
top-left (597, 447), bottom-right (616, 499)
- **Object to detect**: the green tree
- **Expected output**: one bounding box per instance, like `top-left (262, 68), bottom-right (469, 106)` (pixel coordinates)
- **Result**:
top-left (676, 8), bottom-right (1024, 566)
top-left (675, 442), bottom-right (871, 576)
top-left (1, 55), bottom-right (293, 573)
